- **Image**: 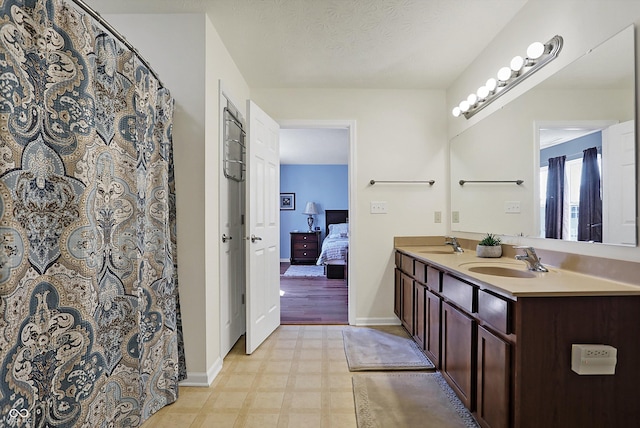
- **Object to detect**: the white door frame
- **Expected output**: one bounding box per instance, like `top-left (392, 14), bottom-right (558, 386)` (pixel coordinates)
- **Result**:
top-left (279, 119), bottom-right (357, 326)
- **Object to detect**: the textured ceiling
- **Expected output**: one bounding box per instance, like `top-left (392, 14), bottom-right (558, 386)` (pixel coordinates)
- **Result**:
top-left (83, 0), bottom-right (528, 89)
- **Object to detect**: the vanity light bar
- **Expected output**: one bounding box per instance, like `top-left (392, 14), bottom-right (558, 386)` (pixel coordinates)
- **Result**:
top-left (452, 35), bottom-right (563, 119)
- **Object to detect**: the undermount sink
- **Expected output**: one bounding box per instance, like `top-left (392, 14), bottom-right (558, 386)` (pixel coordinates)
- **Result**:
top-left (458, 261), bottom-right (538, 278)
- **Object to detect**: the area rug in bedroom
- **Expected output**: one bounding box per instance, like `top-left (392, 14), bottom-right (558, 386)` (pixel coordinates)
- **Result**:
top-left (352, 372), bottom-right (479, 428)
top-left (282, 265), bottom-right (325, 277)
top-left (343, 326), bottom-right (435, 371)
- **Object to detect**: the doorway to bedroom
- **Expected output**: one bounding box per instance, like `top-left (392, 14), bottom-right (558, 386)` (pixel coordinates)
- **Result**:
top-left (279, 126), bottom-right (350, 324)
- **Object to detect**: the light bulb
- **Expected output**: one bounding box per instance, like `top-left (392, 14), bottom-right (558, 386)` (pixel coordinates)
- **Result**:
top-left (477, 86), bottom-right (489, 100)
top-left (497, 66), bottom-right (512, 82)
top-left (467, 93), bottom-right (478, 106)
top-left (510, 55), bottom-right (525, 72)
top-left (485, 78), bottom-right (498, 92)
top-left (452, 106), bottom-right (461, 117)
top-left (527, 41), bottom-right (545, 59)
top-left (459, 100), bottom-right (470, 113)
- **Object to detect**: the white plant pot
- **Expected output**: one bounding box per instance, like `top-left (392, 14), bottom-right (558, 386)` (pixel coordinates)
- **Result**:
top-left (476, 244), bottom-right (502, 258)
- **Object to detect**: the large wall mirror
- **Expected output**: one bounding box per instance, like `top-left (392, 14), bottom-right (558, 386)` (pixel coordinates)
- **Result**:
top-left (450, 25), bottom-right (636, 247)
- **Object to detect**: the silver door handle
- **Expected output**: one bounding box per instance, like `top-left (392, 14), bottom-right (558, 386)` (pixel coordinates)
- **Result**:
top-left (222, 234), bottom-right (232, 243)
top-left (248, 234), bottom-right (262, 243)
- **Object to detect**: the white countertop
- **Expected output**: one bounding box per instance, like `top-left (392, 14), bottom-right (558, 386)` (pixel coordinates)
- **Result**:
top-left (396, 245), bottom-right (640, 299)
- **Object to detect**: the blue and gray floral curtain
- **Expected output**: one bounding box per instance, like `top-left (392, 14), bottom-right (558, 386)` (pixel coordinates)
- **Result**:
top-left (0, 0), bottom-right (185, 426)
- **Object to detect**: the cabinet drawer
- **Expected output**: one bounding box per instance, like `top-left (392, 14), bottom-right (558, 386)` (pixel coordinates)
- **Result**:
top-left (426, 266), bottom-right (441, 292)
top-left (478, 289), bottom-right (512, 335)
top-left (414, 260), bottom-right (427, 283)
top-left (292, 234), bottom-right (317, 243)
top-left (395, 251), bottom-right (402, 268)
top-left (293, 249), bottom-right (316, 259)
top-left (292, 241), bottom-right (318, 251)
top-left (401, 254), bottom-right (414, 275)
top-left (442, 274), bottom-right (476, 313)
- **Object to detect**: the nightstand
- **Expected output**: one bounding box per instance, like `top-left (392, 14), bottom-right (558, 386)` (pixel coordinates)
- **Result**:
top-left (290, 231), bottom-right (321, 264)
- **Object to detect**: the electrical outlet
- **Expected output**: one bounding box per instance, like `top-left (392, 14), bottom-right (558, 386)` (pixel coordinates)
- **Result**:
top-left (452, 211), bottom-right (460, 223)
top-left (571, 344), bottom-right (617, 375)
top-left (434, 211), bottom-right (442, 223)
top-left (370, 201), bottom-right (388, 214)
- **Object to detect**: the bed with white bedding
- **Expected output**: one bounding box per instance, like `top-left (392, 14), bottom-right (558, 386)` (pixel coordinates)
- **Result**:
top-left (316, 210), bottom-right (349, 279)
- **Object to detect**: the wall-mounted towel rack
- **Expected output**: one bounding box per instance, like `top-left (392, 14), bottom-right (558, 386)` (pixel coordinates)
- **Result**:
top-left (369, 180), bottom-right (435, 185)
top-left (459, 179), bottom-right (524, 186)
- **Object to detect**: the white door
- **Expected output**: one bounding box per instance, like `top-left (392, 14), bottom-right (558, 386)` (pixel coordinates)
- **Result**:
top-left (219, 96), bottom-right (246, 357)
top-left (245, 100), bottom-right (280, 354)
top-left (602, 120), bottom-right (635, 245)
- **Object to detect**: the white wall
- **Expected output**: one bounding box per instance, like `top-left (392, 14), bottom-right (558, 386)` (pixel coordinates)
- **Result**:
top-left (103, 13), bottom-right (250, 385)
top-left (252, 89), bottom-right (448, 324)
top-left (446, 1), bottom-right (640, 262)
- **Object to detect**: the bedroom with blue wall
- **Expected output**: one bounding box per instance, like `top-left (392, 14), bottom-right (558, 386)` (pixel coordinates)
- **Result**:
top-left (280, 164), bottom-right (348, 260)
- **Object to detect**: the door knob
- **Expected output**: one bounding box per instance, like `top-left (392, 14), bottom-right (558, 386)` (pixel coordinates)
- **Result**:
top-left (222, 234), bottom-right (233, 243)
top-left (249, 234), bottom-right (262, 243)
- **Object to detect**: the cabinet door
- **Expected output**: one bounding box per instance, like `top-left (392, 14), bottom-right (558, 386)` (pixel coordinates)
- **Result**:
top-left (400, 272), bottom-right (414, 334)
top-left (425, 289), bottom-right (441, 368)
top-left (413, 282), bottom-right (426, 349)
top-left (476, 325), bottom-right (511, 428)
top-left (394, 269), bottom-right (401, 318)
top-left (442, 301), bottom-right (475, 409)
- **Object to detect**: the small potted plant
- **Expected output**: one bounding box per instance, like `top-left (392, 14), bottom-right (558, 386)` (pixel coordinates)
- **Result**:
top-left (476, 233), bottom-right (502, 258)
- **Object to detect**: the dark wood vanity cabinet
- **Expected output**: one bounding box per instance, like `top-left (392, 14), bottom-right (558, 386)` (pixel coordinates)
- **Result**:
top-left (395, 249), bottom-right (640, 428)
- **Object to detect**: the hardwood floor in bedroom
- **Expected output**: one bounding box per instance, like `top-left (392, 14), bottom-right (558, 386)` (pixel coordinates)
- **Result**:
top-left (280, 263), bottom-right (348, 325)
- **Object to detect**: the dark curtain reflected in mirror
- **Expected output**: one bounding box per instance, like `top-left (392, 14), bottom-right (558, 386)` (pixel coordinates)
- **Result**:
top-left (545, 155), bottom-right (565, 239)
top-left (578, 147), bottom-right (603, 242)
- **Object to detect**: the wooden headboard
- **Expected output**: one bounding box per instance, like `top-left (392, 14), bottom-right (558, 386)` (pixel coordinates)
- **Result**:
top-left (325, 210), bottom-right (349, 235)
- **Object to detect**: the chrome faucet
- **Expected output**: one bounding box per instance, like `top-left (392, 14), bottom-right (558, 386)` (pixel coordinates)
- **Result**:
top-left (514, 246), bottom-right (548, 272)
top-left (445, 236), bottom-right (464, 253)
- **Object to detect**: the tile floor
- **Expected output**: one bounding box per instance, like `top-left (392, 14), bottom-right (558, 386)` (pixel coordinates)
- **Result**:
top-left (142, 325), bottom-right (357, 428)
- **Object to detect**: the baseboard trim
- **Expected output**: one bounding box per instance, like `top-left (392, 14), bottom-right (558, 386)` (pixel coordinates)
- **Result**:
top-left (179, 357), bottom-right (223, 387)
top-left (355, 317), bottom-right (401, 326)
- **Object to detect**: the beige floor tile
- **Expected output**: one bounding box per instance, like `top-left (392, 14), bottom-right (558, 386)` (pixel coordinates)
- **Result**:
top-left (300, 339), bottom-right (323, 349)
top-left (142, 412), bottom-right (197, 428)
top-left (243, 412), bottom-right (281, 428)
top-left (221, 373), bottom-right (256, 389)
top-left (299, 349), bottom-right (323, 360)
top-left (270, 348), bottom-right (296, 360)
top-left (327, 374), bottom-right (354, 390)
top-left (327, 412), bottom-right (358, 428)
top-left (286, 413), bottom-right (322, 428)
top-left (210, 391), bottom-right (249, 409)
top-left (289, 391), bottom-right (322, 410)
top-left (190, 412), bottom-right (239, 428)
top-left (330, 391), bottom-right (355, 410)
top-left (263, 360), bottom-right (292, 373)
top-left (250, 391), bottom-right (285, 409)
top-left (295, 360), bottom-right (323, 374)
top-left (254, 374), bottom-right (289, 390)
top-left (273, 339), bottom-right (298, 349)
top-left (232, 360), bottom-right (264, 373)
top-left (293, 374), bottom-right (322, 390)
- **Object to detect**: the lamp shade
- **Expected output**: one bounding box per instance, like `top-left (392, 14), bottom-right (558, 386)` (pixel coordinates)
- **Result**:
top-left (303, 202), bottom-right (319, 215)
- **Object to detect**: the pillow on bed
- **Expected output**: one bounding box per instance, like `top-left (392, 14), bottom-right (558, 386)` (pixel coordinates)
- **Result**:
top-left (328, 223), bottom-right (349, 238)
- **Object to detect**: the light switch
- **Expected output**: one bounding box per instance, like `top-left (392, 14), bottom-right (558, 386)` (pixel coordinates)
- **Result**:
top-left (504, 201), bottom-right (521, 213)
top-left (370, 201), bottom-right (387, 214)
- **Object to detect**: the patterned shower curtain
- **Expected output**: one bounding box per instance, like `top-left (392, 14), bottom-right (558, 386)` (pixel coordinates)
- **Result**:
top-left (0, 0), bottom-right (186, 426)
